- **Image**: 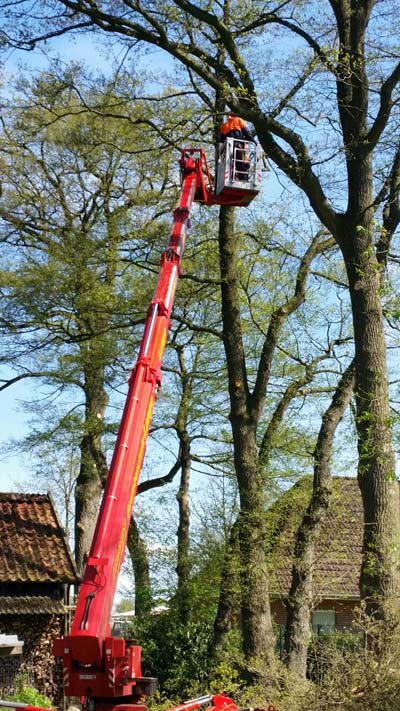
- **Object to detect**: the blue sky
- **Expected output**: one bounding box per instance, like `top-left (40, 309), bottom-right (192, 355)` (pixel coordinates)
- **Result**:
top-left (0, 31), bottom-right (178, 492)
top-left (0, 27), bottom-right (292, 494)
top-left (0, 375), bottom-right (30, 490)
top-left (2, 32), bottom-right (109, 74)
top-left (0, 37), bottom-right (106, 492)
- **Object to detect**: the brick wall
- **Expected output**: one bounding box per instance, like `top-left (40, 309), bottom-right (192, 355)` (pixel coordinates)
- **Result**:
top-left (271, 598), bottom-right (358, 630)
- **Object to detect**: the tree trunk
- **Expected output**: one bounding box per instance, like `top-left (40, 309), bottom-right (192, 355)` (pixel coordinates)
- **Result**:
top-left (341, 223), bottom-right (400, 616)
top-left (211, 519), bottom-right (241, 657)
top-left (75, 364), bottom-right (108, 571)
top-left (284, 361), bottom-right (355, 676)
top-left (173, 342), bottom-right (196, 624)
top-left (218, 204), bottom-right (274, 663)
top-left (333, 1), bottom-right (400, 620)
top-left (127, 516), bottom-right (152, 617)
top-left (175, 432), bottom-right (192, 625)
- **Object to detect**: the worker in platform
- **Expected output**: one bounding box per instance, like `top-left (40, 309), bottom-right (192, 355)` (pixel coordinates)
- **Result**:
top-left (219, 114), bottom-right (256, 143)
top-left (219, 115), bottom-right (256, 181)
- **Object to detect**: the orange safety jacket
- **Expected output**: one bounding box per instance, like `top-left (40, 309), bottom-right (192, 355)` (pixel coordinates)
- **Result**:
top-left (219, 116), bottom-right (247, 136)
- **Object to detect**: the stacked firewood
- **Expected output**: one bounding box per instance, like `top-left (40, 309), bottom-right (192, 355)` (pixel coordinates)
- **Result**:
top-left (0, 615), bottom-right (64, 709)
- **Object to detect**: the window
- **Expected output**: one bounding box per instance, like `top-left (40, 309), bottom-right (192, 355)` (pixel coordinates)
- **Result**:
top-left (312, 609), bottom-right (336, 634)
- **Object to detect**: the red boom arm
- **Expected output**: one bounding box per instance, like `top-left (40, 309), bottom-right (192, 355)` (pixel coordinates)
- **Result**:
top-left (53, 148), bottom-right (253, 711)
top-left (69, 156), bottom-right (197, 657)
top-left (54, 151), bottom-right (204, 711)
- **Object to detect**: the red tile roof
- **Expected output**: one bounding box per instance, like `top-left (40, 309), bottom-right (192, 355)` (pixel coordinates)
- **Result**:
top-left (268, 477), bottom-right (364, 600)
top-left (0, 493), bottom-right (79, 584)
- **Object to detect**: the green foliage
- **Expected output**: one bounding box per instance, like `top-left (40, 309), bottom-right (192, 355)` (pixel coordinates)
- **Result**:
top-left (308, 630), bottom-right (364, 684)
top-left (2, 8), bottom-right (398, 706)
top-left (6, 673), bottom-right (53, 708)
top-left (115, 597), bottom-right (135, 613)
top-left (268, 610), bottom-right (400, 711)
top-left (135, 610), bottom-right (214, 698)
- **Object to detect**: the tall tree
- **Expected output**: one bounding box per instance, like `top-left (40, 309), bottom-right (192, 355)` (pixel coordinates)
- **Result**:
top-left (171, 334), bottom-right (199, 625)
top-left (284, 359), bottom-right (355, 676)
top-left (0, 65), bottom-right (185, 569)
top-left (15, 0), bottom-right (400, 621)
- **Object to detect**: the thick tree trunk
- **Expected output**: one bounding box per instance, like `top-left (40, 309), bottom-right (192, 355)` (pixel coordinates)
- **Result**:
top-left (236, 443), bottom-right (273, 662)
top-left (127, 516), bottom-right (152, 617)
top-left (75, 435), bottom-right (103, 572)
top-left (284, 361), bottom-right (355, 676)
top-left (341, 225), bottom-right (400, 616)
top-left (333, 1), bottom-right (400, 620)
top-left (218, 204), bottom-right (274, 663)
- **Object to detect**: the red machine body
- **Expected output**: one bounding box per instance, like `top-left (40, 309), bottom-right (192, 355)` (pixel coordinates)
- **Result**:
top-left (54, 148), bottom-right (261, 711)
top-left (165, 696), bottom-right (238, 711)
top-left (0, 694), bottom-right (241, 711)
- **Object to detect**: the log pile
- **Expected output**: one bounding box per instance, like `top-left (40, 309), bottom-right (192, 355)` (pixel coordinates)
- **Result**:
top-left (0, 614), bottom-right (64, 709)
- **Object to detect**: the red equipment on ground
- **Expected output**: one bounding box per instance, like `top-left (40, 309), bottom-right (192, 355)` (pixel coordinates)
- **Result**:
top-left (0, 695), bottom-right (241, 711)
top-left (53, 148), bottom-right (262, 711)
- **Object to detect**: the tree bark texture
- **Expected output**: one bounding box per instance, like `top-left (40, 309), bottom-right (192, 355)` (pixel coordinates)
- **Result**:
top-left (344, 229), bottom-right (400, 614)
top-left (75, 358), bottom-right (109, 572)
top-left (332, 1), bottom-right (400, 616)
top-left (175, 433), bottom-right (192, 625)
top-left (174, 343), bottom-right (196, 624)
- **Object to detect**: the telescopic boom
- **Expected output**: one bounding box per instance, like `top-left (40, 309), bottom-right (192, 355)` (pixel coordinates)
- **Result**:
top-left (54, 147), bottom-right (262, 711)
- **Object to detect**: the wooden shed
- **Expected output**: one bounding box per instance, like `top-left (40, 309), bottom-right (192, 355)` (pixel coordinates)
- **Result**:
top-left (0, 492), bottom-right (79, 707)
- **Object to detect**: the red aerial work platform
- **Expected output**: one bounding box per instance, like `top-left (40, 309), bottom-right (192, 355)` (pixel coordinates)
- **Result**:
top-left (53, 144), bottom-right (264, 711)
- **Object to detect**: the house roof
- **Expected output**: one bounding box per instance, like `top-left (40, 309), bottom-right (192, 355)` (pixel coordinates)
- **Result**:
top-left (0, 493), bottom-right (79, 584)
top-left (268, 477), bottom-right (364, 601)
